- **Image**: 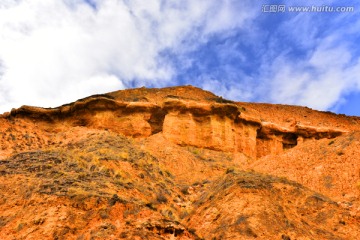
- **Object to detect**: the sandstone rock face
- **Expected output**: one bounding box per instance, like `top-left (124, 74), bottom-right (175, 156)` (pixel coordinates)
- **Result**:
top-left (234, 121), bottom-right (259, 159)
top-left (255, 122), bottom-right (345, 158)
top-left (1, 86), bottom-right (360, 239)
top-left (1, 91), bottom-right (347, 160)
top-left (162, 99), bottom-right (242, 152)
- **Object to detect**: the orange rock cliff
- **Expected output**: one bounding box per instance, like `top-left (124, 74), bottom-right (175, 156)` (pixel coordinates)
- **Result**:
top-left (2, 86), bottom-right (350, 159)
top-left (0, 86), bottom-right (360, 239)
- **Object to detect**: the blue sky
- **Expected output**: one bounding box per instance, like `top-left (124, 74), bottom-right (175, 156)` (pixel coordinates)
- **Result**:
top-left (0, 0), bottom-right (360, 116)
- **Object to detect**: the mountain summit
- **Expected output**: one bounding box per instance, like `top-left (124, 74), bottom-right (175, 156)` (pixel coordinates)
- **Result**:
top-left (1, 86), bottom-right (359, 239)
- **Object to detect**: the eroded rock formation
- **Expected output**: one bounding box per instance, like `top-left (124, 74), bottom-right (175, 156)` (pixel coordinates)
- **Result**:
top-left (1, 86), bottom-right (360, 240)
top-left (1, 91), bottom-right (347, 159)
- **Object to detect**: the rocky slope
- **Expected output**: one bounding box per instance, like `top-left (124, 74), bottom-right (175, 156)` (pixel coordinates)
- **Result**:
top-left (0, 86), bottom-right (359, 239)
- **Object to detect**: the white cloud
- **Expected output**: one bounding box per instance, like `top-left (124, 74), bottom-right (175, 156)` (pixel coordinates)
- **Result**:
top-left (0, 0), bottom-right (255, 113)
top-left (201, 75), bottom-right (254, 102)
top-left (261, 40), bottom-right (360, 111)
top-left (250, 10), bottom-right (360, 112)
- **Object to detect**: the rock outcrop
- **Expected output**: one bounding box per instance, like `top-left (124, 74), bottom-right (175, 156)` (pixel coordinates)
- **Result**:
top-left (1, 88), bottom-right (347, 159)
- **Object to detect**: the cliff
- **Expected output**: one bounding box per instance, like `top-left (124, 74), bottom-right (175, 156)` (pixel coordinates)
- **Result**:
top-left (1, 86), bottom-right (351, 159)
top-left (0, 86), bottom-right (360, 239)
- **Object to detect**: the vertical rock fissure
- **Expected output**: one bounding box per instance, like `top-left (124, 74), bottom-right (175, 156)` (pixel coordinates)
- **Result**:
top-left (148, 108), bottom-right (167, 135)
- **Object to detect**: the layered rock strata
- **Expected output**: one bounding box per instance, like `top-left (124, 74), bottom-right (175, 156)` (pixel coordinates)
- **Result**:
top-left (2, 95), bottom-right (346, 159)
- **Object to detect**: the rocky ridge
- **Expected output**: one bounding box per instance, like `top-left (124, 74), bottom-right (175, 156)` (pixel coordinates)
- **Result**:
top-left (1, 86), bottom-right (350, 159)
top-left (0, 86), bottom-right (359, 239)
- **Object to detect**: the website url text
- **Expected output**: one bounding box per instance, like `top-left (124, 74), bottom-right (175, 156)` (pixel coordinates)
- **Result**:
top-left (262, 5), bottom-right (355, 13)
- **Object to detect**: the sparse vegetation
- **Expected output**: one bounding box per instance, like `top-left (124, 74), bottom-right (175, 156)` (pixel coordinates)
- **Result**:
top-left (208, 97), bottom-right (234, 104)
top-left (98, 209), bottom-right (109, 219)
top-left (156, 192), bottom-right (168, 204)
top-left (226, 167), bottom-right (235, 174)
top-left (33, 218), bottom-right (45, 225)
top-left (180, 186), bottom-right (189, 195)
top-left (323, 175), bottom-right (333, 189)
top-left (179, 210), bottom-right (189, 219)
top-left (16, 222), bottom-right (24, 232)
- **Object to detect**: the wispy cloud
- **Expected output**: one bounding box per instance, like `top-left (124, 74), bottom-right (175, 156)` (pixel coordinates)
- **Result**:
top-left (178, 4), bottom-right (360, 113)
top-left (256, 11), bottom-right (360, 111)
top-left (0, 0), bottom-right (256, 113)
